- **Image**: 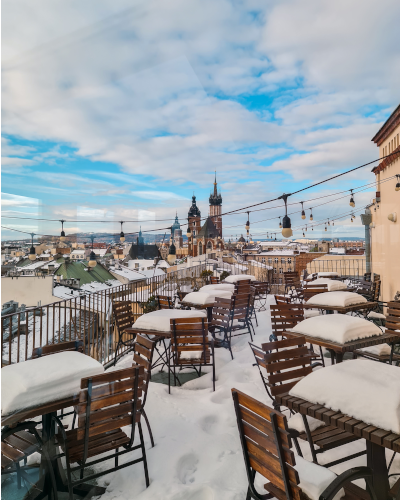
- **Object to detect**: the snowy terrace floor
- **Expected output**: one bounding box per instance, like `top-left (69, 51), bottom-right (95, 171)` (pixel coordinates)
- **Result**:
top-left (4, 296), bottom-right (400, 500)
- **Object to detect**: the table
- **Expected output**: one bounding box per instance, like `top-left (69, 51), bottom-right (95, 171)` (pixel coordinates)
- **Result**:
top-left (303, 300), bottom-right (377, 316)
top-left (284, 330), bottom-right (400, 363)
top-left (276, 392), bottom-right (400, 500)
top-left (1, 352), bottom-right (105, 499)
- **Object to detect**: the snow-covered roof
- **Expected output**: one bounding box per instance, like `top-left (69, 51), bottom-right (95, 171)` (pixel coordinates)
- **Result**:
top-left (71, 249), bottom-right (85, 255)
top-left (258, 250), bottom-right (295, 256)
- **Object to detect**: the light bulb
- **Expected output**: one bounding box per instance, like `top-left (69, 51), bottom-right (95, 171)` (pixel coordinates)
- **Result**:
top-left (60, 231), bottom-right (66, 242)
top-left (310, 214), bottom-right (313, 221)
top-left (301, 211), bottom-right (306, 220)
top-left (120, 232), bottom-right (125, 242)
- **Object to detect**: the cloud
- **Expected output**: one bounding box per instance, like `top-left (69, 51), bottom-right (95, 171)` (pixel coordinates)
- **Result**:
top-left (133, 190), bottom-right (188, 201)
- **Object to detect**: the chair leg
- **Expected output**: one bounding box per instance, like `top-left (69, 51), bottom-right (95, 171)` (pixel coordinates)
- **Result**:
top-left (168, 350), bottom-right (171, 394)
top-left (142, 409), bottom-right (155, 448)
top-left (71, 410), bottom-right (76, 430)
top-left (138, 422), bottom-right (150, 487)
top-left (301, 414), bottom-right (318, 464)
top-left (113, 335), bottom-right (122, 366)
top-left (319, 346), bottom-right (325, 367)
top-left (293, 436), bottom-right (303, 457)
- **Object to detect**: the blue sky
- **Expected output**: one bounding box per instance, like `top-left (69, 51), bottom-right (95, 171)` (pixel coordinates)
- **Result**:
top-left (2, 0), bottom-right (400, 240)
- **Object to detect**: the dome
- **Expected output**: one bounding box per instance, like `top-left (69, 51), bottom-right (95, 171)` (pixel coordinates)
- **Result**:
top-left (238, 235), bottom-right (246, 243)
top-left (171, 213), bottom-right (181, 234)
top-left (188, 195), bottom-right (201, 218)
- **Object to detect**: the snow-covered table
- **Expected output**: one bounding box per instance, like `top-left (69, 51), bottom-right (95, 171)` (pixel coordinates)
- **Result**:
top-left (277, 362), bottom-right (400, 500)
top-left (1, 352), bottom-right (106, 499)
top-left (129, 309), bottom-right (207, 336)
top-left (223, 274), bottom-right (256, 283)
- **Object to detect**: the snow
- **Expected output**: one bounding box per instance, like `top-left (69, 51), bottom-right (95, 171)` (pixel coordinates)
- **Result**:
top-left (294, 457), bottom-right (344, 500)
top-left (317, 272), bottom-right (340, 277)
top-left (1, 351), bottom-right (103, 416)
top-left (367, 311), bottom-right (386, 320)
top-left (289, 359), bottom-right (400, 434)
top-left (133, 309), bottom-right (207, 333)
top-left (288, 413), bottom-right (326, 433)
top-left (291, 315), bottom-right (382, 344)
top-left (224, 274), bottom-right (256, 283)
top-left (306, 291), bottom-right (367, 307)
top-left (358, 343), bottom-right (392, 356)
top-left (199, 284), bottom-right (235, 293)
top-left (183, 291), bottom-right (232, 305)
top-left (309, 278), bottom-right (348, 291)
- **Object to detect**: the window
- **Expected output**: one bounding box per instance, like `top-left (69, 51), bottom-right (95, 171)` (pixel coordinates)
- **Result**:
top-left (192, 230), bottom-right (196, 236)
top-left (288, 267), bottom-right (292, 272)
top-left (281, 258), bottom-right (285, 264)
top-left (278, 278), bottom-right (282, 284)
top-left (268, 258), bottom-right (272, 264)
top-left (273, 268), bottom-right (277, 274)
top-left (274, 258), bottom-right (278, 264)
top-left (279, 268), bottom-right (283, 274)
top-left (288, 258), bottom-right (292, 264)
top-left (198, 242), bottom-right (203, 255)
top-left (193, 221), bottom-right (196, 226)
top-left (261, 257), bottom-right (265, 263)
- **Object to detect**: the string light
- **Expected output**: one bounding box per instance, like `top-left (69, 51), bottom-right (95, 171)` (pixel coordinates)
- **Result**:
top-left (349, 189), bottom-right (355, 207)
top-left (119, 221), bottom-right (125, 242)
top-left (301, 202), bottom-right (306, 220)
top-left (280, 194), bottom-right (293, 238)
top-left (310, 208), bottom-right (313, 221)
top-left (245, 212), bottom-right (250, 242)
top-left (88, 235), bottom-right (97, 268)
top-left (325, 224), bottom-right (327, 232)
top-left (279, 217), bottom-right (282, 229)
top-left (28, 233), bottom-right (36, 261)
top-left (328, 219), bottom-right (330, 226)
top-left (59, 220), bottom-right (66, 242)
top-left (396, 175), bottom-right (400, 191)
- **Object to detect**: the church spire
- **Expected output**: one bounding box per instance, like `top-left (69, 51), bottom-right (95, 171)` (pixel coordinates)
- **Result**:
top-left (213, 171), bottom-right (217, 196)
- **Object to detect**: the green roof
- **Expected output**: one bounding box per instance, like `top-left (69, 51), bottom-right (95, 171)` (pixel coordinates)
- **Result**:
top-left (16, 258), bottom-right (31, 268)
top-left (54, 260), bottom-right (116, 285)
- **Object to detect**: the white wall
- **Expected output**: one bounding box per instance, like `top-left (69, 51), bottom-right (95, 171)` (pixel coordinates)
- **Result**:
top-left (1, 276), bottom-right (60, 307)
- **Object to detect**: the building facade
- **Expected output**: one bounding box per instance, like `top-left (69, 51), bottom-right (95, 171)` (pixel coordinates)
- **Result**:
top-left (370, 104), bottom-right (400, 301)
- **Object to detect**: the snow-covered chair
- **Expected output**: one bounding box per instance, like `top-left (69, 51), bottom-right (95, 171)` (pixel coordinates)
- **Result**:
top-left (169, 317), bottom-right (215, 392)
top-left (231, 388), bottom-right (378, 500)
top-left (249, 337), bottom-right (362, 467)
top-left (112, 300), bottom-right (137, 366)
top-left (54, 365), bottom-right (150, 494)
top-left (156, 295), bottom-right (174, 309)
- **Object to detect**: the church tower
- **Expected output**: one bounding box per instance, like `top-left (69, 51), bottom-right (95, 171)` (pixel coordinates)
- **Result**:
top-left (209, 171), bottom-right (222, 237)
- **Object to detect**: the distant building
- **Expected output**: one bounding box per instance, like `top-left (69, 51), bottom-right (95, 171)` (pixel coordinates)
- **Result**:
top-left (171, 214), bottom-right (183, 249)
top-left (209, 172), bottom-right (222, 237)
top-left (129, 227), bottom-right (160, 261)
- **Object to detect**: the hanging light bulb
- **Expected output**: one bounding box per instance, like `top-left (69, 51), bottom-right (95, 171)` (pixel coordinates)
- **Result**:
top-left (349, 189), bottom-right (355, 208)
top-left (312, 227), bottom-right (314, 231)
top-left (395, 175), bottom-right (400, 191)
top-left (280, 194), bottom-right (293, 238)
top-left (88, 235), bottom-right (97, 268)
top-left (274, 234), bottom-right (277, 241)
top-left (332, 221), bottom-right (335, 226)
top-left (245, 212), bottom-right (250, 241)
top-left (279, 217), bottom-right (282, 229)
top-left (310, 209), bottom-right (313, 221)
top-left (305, 225), bottom-right (307, 232)
top-left (29, 233), bottom-right (36, 261)
top-left (325, 224), bottom-right (327, 231)
top-left (119, 221), bottom-right (125, 242)
top-left (328, 219), bottom-right (330, 226)
top-left (186, 225), bottom-right (191, 239)
top-left (301, 202), bottom-right (306, 220)
top-left (59, 220), bottom-right (66, 242)
top-left (302, 231), bottom-right (305, 237)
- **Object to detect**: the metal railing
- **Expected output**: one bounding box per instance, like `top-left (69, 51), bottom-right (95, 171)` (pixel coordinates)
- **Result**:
top-left (1, 259), bottom-right (274, 367)
top-left (306, 259), bottom-right (366, 279)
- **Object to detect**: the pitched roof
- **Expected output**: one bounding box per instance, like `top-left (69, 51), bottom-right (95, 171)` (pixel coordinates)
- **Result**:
top-left (129, 243), bottom-right (160, 260)
top-left (54, 260), bottom-right (116, 285)
top-left (371, 104), bottom-right (400, 145)
top-left (197, 217), bottom-right (219, 239)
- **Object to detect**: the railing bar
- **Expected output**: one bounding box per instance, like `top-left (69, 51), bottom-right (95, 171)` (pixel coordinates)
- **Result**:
top-left (46, 305), bottom-right (49, 345)
top-left (17, 313), bottom-right (21, 363)
top-left (9, 317), bottom-right (12, 366)
top-left (32, 308), bottom-right (36, 359)
top-left (39, 307), bottom-right (43, 349)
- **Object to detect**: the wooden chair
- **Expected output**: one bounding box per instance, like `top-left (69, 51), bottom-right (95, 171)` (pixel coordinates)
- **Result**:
top-left (32, 339), bottom-right (83, 359)
top-left (1, 422), bottom-right (51, 492)
top-left (303, 284), bottom-right (328, 301)
top-left (157, 295), bottom-right (174, 309)
top-left (133, 335), bottom-right (156, 447)
top-left (284, 272), bottom-right (301, 294)
top-left (113, 300), bottom-right (137, 366)
top-left (253, 282), bottom-right (270, 312)
top-left (270, 303), bottom-right (324, 367)
top-left (211, 293), bottom-right (254, 359)
top-left (354, 301), bottom-right (400, 365)
top-left (231, 388), bottom-right (378, 500)
top-left (249, 337), bottom-right (363, 467)
top-left (169, 317), bottom-right (215, 392)
top-left (274, 295), bottom-right (291, 305)
top-left (210, 276), bottom-right (220, 284)
top-left (54, 365), bottom-right (149, 498)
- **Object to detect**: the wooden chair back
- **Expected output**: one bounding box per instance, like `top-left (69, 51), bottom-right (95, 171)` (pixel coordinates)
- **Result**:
top-left (303, 284), bottom-right (328, 300)
top-left (270, 304), bottom-right (304, 338)
top-left (170, 317), bottom-right (210, 365)
top-left (284, 272), bottom-right (301, 288)
top-left (157, 295), bottom-right (173, 309)
top-left (133, 335), bottom-right (155, 406)
top-left (231, 293), bottom-right (252, 322)
top-left (113, 300), bottom-right (136, 337)
top-left (386, 301), bottom-right (400, 334)
top-left (211, 297), bottom-right (231, 332)
top-left (275, 295), bottom-right (290, 304)
top-left (260, 336), bottom-right (312, 398)
top-left (231, 388), bottom-right (300, 500)
top-left (372, 280), bottom-right (381, 302)
top-left (234, 279), bottom-right (252, 294)
top-left (75, 366), bottom-right (144, 462)
top-left (210, 276), bottom-right (220, 284)
top-left (32, 339), bottom-right (83, 359)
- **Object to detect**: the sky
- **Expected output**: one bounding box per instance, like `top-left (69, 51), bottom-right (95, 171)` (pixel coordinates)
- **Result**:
top-left (2, 0), bottom-right (400, 241)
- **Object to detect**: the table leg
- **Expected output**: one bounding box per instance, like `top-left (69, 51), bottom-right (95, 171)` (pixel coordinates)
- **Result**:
top-left (366, 441), bottom-right (390, 500)
top-left (335, 352), bottom-right (344, 363)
